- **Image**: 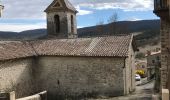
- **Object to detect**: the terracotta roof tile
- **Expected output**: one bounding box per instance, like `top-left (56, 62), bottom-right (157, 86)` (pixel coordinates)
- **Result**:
top-left (45, 0), bottom-right (77, 13)
top-left (0, 35), bottom-right (133, 61)
top-left (0, 41), bottom-right (36, 61)
top-left (32, 35), bottom-right (132, 57)
top-left (64, 0), bottom-right (77, 12)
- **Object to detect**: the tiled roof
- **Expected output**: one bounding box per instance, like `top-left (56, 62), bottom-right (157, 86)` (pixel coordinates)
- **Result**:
top-left (32, 35), bottom-right (132, 57)
top-left (64, 0), bottom-right (77, 12)
top-left (0, 35), bottom-right (134, 61)
top-left (0, 41), bottom-right (36, 61)
top-left (45, 0), bottom-right (77, 13)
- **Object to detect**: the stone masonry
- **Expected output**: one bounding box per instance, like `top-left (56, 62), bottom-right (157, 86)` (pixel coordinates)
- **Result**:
top-left (153, 1), bottom-right (170, 96)
top-left (0, 56), bottom-right (135, 100)
top-left (35, 57), bottom-right (126, 100)
top-left (0, 58), bottom-right (35, 98)
top-left (0, 35), bottom-right (137, 100)
top-left (160, 19), bottom-right (170, 89)
top-left (0, 0), bottom-right (137, 99)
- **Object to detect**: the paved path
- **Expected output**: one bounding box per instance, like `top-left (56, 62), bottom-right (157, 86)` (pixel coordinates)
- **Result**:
top-left (88, 81), bottom-right (154, 100)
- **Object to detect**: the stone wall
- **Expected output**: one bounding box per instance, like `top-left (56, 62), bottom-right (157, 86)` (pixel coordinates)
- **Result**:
top-left (160, 19), bottom-right (170, 89)
top-left (67, 12), bottom-right (77, 38)
top-left (47, 11), bottom-right (77, 38)
top-left (47, 12), bottom-right (68, 37)
top-left (0, 58), bottom-right (35, 98)
top-left (0, 55), bottom-right (134, 100)
top-left (16, 91), bottom-right (47, 100)
top-left (124, 40), bottom-right (135, 94)
top-left (147, 53), bottom-right (160, 67)
top-left (147, 53), bottom-right (161, 79)
top-left (35, 56), bottom-right (125, 100)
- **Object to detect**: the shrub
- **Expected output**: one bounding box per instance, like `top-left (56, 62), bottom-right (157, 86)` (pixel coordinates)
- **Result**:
top-left (135, 52), bottom-right (145, 59)
top-left (136, 70), bottom-right (145, 78)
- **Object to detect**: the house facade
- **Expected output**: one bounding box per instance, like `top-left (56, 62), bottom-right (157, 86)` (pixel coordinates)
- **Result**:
top-left (146, 51), bottom-right (161, 80)
top-left (154, 0), bottom-right (170, 92)
top-left (135, 60), bottom-right (147, 77)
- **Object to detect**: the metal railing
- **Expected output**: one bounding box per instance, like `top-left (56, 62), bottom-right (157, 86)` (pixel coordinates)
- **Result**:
top-left (154, 0), bottom-right (169, 10)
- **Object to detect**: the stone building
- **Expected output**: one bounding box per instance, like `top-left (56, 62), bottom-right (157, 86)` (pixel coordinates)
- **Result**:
top-left (45, 0), bottom-right (77, 38)
top-left (146, 51), bottom-right (161, 80)
top-left (0, 0), bottom-right (138, 99)
top-left (0, 35), bottom-right (137, 99)
top-left (135, 60), bottom-right (147, 77)
top-left (153, 0), bottom-right (170, 96)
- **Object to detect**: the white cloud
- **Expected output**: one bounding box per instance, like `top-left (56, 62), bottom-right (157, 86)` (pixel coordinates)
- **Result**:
top-left (1, 0), bottom-right (153, 19)
top-left (1, 0), bottom-right (52, 19)
top-left (0, 23), bottom-right (46, 32)
top-left (0, 0), bottom-right (154, 32)
top-left (76, 6), bottom-right (93, 15)
top-left (77, 26), bottom-right (85, 28)
top-left (126, 17), bottom-right (142, 21)
top-left (71, 0), bottom-right (153, 11)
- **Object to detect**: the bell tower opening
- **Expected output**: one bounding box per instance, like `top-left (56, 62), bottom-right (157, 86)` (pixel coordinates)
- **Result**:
top-left (54, 15), bottom-right (60, 33)
top-left (71, 15), bottom-right (74, 33)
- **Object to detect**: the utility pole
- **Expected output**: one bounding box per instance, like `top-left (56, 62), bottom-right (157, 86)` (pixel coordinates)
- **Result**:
top-left (0, 1), bottom-right (4, 17)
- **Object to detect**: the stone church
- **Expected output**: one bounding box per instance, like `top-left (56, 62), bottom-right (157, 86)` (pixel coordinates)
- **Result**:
top-left (0, 0), bottom-right (138, 100)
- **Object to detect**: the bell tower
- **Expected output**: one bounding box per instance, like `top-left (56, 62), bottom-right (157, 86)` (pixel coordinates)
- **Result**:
top-left (45, 0), bottom-right (77, 38)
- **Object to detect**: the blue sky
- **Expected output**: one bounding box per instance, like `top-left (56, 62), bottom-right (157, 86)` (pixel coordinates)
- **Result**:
top-left (0, 0), bottom-right (159, 32)
top-left (77, 8), bottom-right (158, 27)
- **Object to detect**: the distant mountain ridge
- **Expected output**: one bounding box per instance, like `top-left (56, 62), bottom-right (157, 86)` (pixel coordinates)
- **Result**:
top-left (78, 20), bottom-right (160, 46)
top-left (78, 20), bottom-right (160, 37)
top-left (0, 29), bottom-right (47, 40)
top-left (0, 20), bottom-right (160, 46)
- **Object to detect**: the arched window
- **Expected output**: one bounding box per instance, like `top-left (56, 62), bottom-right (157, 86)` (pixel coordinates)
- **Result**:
top-left (54, 15), bottom-right (60, 33)
top-left (71, 15), bottom-right (74, 33)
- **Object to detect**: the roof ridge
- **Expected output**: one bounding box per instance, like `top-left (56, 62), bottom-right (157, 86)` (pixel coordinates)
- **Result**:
top-left (0, 36), bottom-right (135, 61)
top-left (44, 0), bottom-right (77, 13)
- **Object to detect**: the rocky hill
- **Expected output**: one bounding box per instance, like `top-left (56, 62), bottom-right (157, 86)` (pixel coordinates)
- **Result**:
top-left (0, 29), bottom-right (47, 40)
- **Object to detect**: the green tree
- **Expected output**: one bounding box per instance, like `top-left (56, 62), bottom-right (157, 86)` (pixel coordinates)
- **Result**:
top-left (135, 52), bottom-right (145, 59)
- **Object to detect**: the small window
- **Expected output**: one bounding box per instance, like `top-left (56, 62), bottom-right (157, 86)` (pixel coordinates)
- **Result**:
top-left (156, 56), bottom-right (160, 60)
top-left (54, 15), bottom-right (60, 33)
top-left (142, 65), bottom-right (145, 68)
top-left (152, 60), bottom-right (155, 64)
top-left (71, 15), bottom-right (74, 33)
